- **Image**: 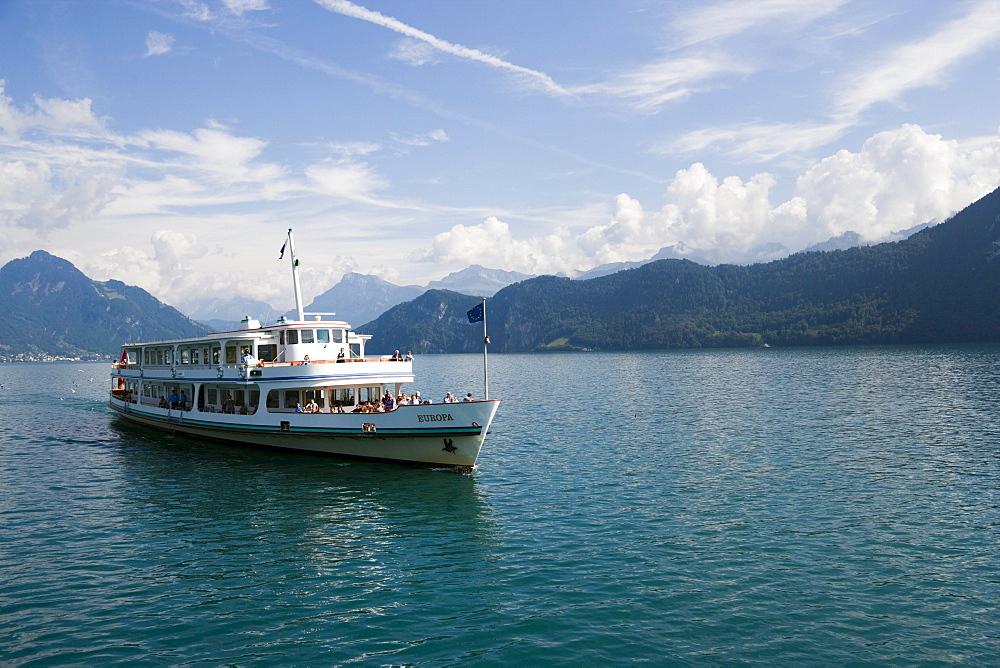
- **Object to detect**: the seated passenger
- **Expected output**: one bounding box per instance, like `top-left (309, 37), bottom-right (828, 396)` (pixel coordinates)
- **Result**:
top-left (305, 399), bottom-right (319, 413)
top-left (336, 349), bottom-right (346, 362)
top-left (239, 403), bottom-right (248, 415)
top-left (302, 355), bottom-right (311, 365)
top-left (391, 350), bottom-right (402, 361)
top-left (295, 402), bottom-right (304, 413)
top-left (463, 393), bottom-right (474, 402)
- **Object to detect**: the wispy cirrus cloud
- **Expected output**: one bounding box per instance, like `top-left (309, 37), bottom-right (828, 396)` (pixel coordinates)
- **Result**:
top-left (836, 0), bottom-right (1000, 120)
top-left (144, 31), bottom-right (175, 57)
top-left (673, 0), bottom-right (849, 46)
top-left (313, 0), bottom-right (573, 97)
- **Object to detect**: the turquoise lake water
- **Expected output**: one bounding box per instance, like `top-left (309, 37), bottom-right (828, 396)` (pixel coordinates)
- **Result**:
top-left (2, 346), bottom-right (999, 664)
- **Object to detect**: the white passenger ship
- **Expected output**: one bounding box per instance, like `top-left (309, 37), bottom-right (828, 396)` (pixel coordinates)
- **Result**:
top-left (108, 231), bottom-right (499, 470)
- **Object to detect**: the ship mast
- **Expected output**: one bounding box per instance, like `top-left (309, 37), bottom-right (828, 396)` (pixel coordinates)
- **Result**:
top-left (286, 228), bottom-right (305, 321)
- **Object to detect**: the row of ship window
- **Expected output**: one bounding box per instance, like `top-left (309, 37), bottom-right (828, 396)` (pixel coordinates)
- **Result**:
top-left (128, 382), bottom-right (382, 411)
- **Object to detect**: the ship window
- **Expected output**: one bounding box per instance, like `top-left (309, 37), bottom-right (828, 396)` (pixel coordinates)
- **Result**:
top-left (249, 390), bottom-right (260, 409)
top-left (257, 344), bottom-right (277, 362)
top-left (304, 389), bottom-right (325, 408)
top-left (212, 347), bottom-right (220, 364)
top-left (191, 349), bottom-right (199, 365)
top-left (332, 329), bottom-right (344, 343)
top-left (286, 330), bottom-right (298, 345)
top-left (301, 329), bottom-right (314, 344)
top-left (156, 350), bottom-right (164, 365)
top-left (279, 331), bottom-right (285, 345)
top-left (316, 329), bottom-right (330, 344)
top-left (332, 388), bottom-right (355, 406)
top-left (266, 391), bottom-right (279, 409)
top-left (284, 390), bottom-right (300, 408)
top-left (207, 389), bottom-right (218, 405)
top-left (225, 346), bottom-right (237, 364)
top-left (165, 350), bottom-right (173, 365)
top-left (180, 349), bottom-right (190, 364)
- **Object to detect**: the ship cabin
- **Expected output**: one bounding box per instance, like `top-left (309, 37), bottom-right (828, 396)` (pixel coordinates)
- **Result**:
top-left (112, 316), bottom-right (414, 416)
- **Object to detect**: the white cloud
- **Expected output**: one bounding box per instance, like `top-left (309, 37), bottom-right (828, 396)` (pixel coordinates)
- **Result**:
top-left (837, 1), bottom-right (1000, 120)
top-left (389, 39), bottom-right (440, 66)
top-left (305, 160), bottom-right (388, 202)
top-left (575, 56), bottom-right (748, 116)
top-left (674, 0), bottom-right (848, 46)
top-left (134, 126), bottom-right (283, 184)
top-left (221, 0), bottom-right (270, 16)
top-left (314, 0), bottom-right (573, 97)
top-left (666, 120), bottom-right (853, 163)
top-left (0, 80), bottom-right (106, 140)
top-left (144, 31), bottom-right (175, 57)
top-left (391, 128), bottom-right (448, 148)
top-left (416, 124), bottom-right (1000, 274)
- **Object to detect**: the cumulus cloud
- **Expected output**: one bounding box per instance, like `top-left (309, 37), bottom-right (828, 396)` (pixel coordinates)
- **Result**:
top-left (416, 124), bottom-right (1000, 274)
top-left (144, 31), bottom-right (175, 57)
top-left (0, 80), bottom-right (106, 139)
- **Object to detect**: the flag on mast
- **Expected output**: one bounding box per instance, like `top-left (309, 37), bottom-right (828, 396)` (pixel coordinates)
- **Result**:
top-left (467, 303), bottom-right (484, 323)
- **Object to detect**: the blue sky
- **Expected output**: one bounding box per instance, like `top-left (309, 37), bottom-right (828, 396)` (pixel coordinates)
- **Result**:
top-left (2, 0), bottom-right (1000, 312)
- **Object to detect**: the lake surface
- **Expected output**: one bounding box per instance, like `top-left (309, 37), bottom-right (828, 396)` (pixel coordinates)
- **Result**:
top-left (2, 346), bottom-right (999, 664)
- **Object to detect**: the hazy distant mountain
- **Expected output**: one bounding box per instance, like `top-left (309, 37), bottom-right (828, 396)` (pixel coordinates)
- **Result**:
top-left (183, 296), bottom-right (283, 332)
top-left (573, 244), bottom-right (712, 280)
top-left (291, 272), bottom-right (424, 327)
top-left (424, 265), bottom-right (534, 296)
top-left (802, 223), bottom-right (932, 253)
top-left (0, 251), bottom-right (210, 358)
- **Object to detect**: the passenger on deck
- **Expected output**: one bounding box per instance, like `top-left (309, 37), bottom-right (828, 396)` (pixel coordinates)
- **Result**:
top-left (391, 350), bottom-right (403, 361)
top-left (295, 402), bottom-right (304, 413)
top-left (302, 355), bottom-right (311, 365)
top-left (241, 349), bottom-right (258, 366)
top-left (383, 391), bottom-right (395, 411)
top-left (405, 351), bottom-right (414, 361)
top-left (410, 392), bottom-right (422, 405)
top-left (443, 391), bottom-right (455, 403)
top-left (463, 393), bottom-right (474, 402)
top-left (337, 349), bottom-right (346, 362)
top-left (179, 390), bottom-right (188, 410)
top-left (305, 399), bottom-right (319, 413)
top-left (168, 390), bottom-right (179, 408)
top-left (239, 403), bottom-right (248, 415)
top-left (375, 401), bottom-right (385, 413)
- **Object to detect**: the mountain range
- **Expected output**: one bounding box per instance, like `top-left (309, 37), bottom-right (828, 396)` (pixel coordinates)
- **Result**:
top-left (1, 192), bottom-right (993, 359)
top-left (360, 186), bottom-right (1000, 354)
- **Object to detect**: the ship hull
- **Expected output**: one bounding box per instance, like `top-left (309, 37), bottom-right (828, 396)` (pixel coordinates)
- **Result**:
top-left (109, 398), bottom-right (498, 470)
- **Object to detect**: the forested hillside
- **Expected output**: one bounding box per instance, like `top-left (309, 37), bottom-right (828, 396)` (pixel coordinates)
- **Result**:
top-left (0, 251), bottom-right (211, 358)
top-left (361, 186), bottom-right (1000, 353)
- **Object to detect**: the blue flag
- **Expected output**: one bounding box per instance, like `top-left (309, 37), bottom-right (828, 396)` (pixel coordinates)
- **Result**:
top-left (467, 303), bottom-right (484, 323)
top-left (278, 241), bottom-right (286, 260)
